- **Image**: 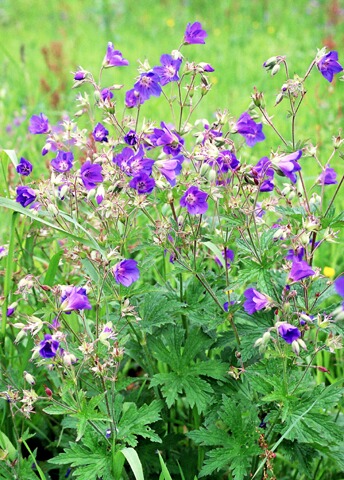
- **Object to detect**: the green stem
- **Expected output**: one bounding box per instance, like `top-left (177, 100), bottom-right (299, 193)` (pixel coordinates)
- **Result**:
top-left (1, 212), bottom-right (18, 349)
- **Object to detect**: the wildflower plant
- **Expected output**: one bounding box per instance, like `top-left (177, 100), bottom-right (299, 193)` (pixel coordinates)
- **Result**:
top-left (0, 21), bottom-right (344, 480)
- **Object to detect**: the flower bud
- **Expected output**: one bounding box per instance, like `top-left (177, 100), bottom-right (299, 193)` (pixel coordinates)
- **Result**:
top-left (87, 188), bottom-right (96, 200)
top-left (263, 56), bottom-right (278, 69)
top-left (47, 204), bottom-right (59, 216)
top-left (251, 88), bottom-right (265, 108)
top-left (297, 338), bottom-right (307, 351)
top-left (292, 340), bottom-right (300, 355)
top-left (24, 371), bottom-right (36, 385)
top-left (207, 168), bottom-right (217, 183)
top-left (303, 215), bottom-right (321, 232)
top-left (271, 64), bottom-right (281, 76)
top-left (275, 93), bottom-right (284, 106)
top-left (333, 134), bottom-right (344, 149)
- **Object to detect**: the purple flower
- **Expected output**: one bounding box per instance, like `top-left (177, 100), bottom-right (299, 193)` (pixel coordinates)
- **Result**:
top-left (103, 42), bottom-right (129, 67)
top-left (38, 334), bottom-right (59, 359)
top-left (29, 113), bottom-right (50, 134)
top-left (74, 70), bottom-right (86, 81)
top-left (51, 151), bottom-right (74, 173)
top-left (113, 146), bottom-right (154, 177)
top-left (80, 161), bottom-right (103, 190)
top-left (96, 185), bottom-right (105, 205)
top-left (318, 164), bottom-right (337, 185)
top-left (289, 259), bottom-right (315, 282)
top-left (149, 122), bottom-right (184, 156)
top-left (100, 88), bottom-right (114, 101)
top-left (252, 157), bottom-right (274, 192)
top-left (0, 246), bottom-right (8, 258)
top-left (6, 303), bottom-right (17, 317)
top-left (60, 286), bottom-right (92, 313)
top-left (213, 150), bottom-right (240, 174)
top-left (335, 277), bottom-right (344, 297)
top-left (153, 54), bottom-right (182, 86)
top-left (219, 150), bottom-right (240, 172)
top-left (157, 155), bottom-right (183, 186)
top-left (278, 323), bottom-right (301, 344)
top-left (274, 150), bottom-right (302, 184)
top-left (16, 157), bottom-right (33, 176)
top-left (129, 172), bottom-right (156, 194)
top-left (236, 112), bottom-right (265, 147)
top-left (285, 246), bottom-right (305, 262)
top-left (243, 288), bottom-right (269, 315)
top-left (198, 62), bottom-right (214, 72)
top-left (215, 249), bottom-right (234, 267)
top-left (317, 51), bottom-right (343, 82)
top-left (223, 300), bottom-right (236, 312)
top-left (125, 89), bottom-right (142, 108)
top-left (134, 72), bottom-right (162, 102)
top-left (113, 259), bottom-right (140, 287)
top-left (16, 186), bottom-right (36, 207)
top-left (124, 130), bottom-right (138, 146)
top-left (180, 186), bottom-right (208, 215)
top-left (92, 122), bottom-right (109, 143)
top-left (184, 22), bottom-right (207, 45)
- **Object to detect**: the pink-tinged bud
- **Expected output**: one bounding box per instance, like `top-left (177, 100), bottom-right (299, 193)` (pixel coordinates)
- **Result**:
top-left (317, 366), bottom-right (330, 373)
top-left (45, 387), bottom-right (53, 397)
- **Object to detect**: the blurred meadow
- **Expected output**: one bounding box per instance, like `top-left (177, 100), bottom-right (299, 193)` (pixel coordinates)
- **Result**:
top-left (1, 0), bottom-right (344, 268)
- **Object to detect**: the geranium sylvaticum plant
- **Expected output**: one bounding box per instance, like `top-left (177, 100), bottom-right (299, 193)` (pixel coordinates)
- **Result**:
top-left (0, 22), bottom-right (344, 480)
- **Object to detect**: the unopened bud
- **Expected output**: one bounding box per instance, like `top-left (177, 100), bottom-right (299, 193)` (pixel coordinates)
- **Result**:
top-left (333, 134), bottom-right (344, 149)
top-left (24, 371), bottom-right (35, 385)
top-left (292, 340), bottom-right (300, 355)
top-left (87, 188), bottom-right (96, 200)
top-left (263, 56), bottom-right (278, 69)
top-left (275, 93), bottom-right (284, 105)
top-left (47, 204), bottom-right (59, 216)
top-left (271, 64), bottom-right (281, 76)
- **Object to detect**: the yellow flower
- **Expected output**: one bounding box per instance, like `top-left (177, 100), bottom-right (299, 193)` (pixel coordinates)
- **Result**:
top-left (166, 18), bottom-right (175, 28)
top-left (323, 266), bottom-right (335, 278)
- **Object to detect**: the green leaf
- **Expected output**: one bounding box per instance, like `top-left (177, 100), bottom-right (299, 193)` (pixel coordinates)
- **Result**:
top-left (188, 395), bottom-right (260, 479)
top-left (117, 400), bottom-right (162, 447)
top-left (49, 436), bottom-right (113, 479)
top-left (157, 451), bottom-right (173, 480)
top-left (202, 241), bottom-right (225, 267)
top-left (0, 430), bottom-right (17, 462)
top-left (71, 392), bottom-right (108, 442)
top-left (43, 250), bottom-right (63, 286)
top-left (120, 447), bottom-right (144, 480)
top-left (0, 197), bottom-right (105, 256)
top-left (139, 291), bottom-right (185, 333)
top-left (43, 404), bottom-right (77, 415)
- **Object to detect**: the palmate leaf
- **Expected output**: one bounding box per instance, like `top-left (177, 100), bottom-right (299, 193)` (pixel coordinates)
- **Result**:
top-left (281, 411), bottom-right (343, 445)
top-left (149, 326), bottom-right (227, 413)
top-left (71, 393), bottom-right (108, 442)
top-left (151, 373), bottom-right (214, 413)
top-left (199, 443), bottom-right (259, 479)
top-left (49, 441), bottom-right (113, 480)
top-left (138, 291), bottom-right (185, 333)
top-left (188, 396), bottom-right (260, 479)
top-left (116, 400), bottom-right (163, 447)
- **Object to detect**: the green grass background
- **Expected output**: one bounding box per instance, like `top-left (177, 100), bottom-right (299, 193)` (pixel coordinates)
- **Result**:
top-left (0, 0), bottom-right (343, 271)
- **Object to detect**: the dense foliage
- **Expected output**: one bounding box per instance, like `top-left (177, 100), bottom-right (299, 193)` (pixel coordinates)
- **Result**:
top-left (0, 18), bottom-right (344, 480)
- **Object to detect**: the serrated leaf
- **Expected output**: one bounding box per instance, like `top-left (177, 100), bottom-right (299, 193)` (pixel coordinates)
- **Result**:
top-left (139, 291), bottom-right (184, 333)
top-left (49, 437), bottom-right (112, 479)
top-left (117, 400), bottom-right (162, 447)
top-left (151, 372), bottom-right (213, 413)
top-left (43, 404), bottom-right (77, 415)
